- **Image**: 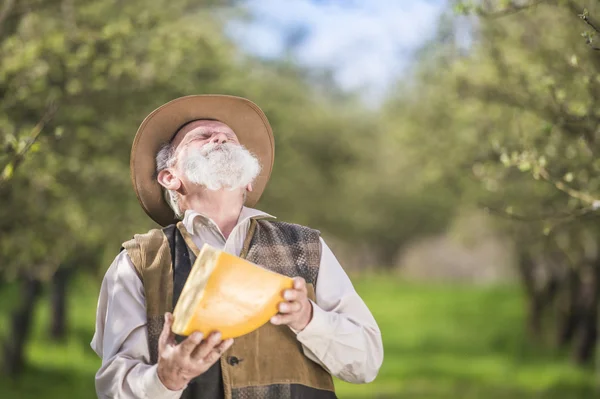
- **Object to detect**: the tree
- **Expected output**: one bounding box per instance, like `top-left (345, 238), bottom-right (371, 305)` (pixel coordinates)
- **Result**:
top-left (0, 0), bottom-right (239, 374)
top-left (384, 0), bottom-right (600, 364)
top-left (0, 0), bottom-right (395, 375)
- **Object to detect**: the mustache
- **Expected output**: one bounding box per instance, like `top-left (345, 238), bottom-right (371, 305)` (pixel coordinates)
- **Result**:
top-left (196, 142), bottom-right (233, 156)
top-left (180, 140), bottom-right (261, 191)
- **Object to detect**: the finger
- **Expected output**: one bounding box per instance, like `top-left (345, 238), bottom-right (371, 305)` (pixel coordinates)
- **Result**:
top-left (190, 332), bottom-right (223, 360)
top-left (293, 277), bottom-right (306, 291)
top-left (158, 313), bottom-right (176, 354)
top-left (271, 313), bottom-right (297, 326)
top-left (219, 338), bottom-right (234, 352)
top-left (178, 331), bottom-right (204, 357)
top-left (283, 289), bottom-right (303, 302)
top-left (278, 301), bottom-right (302, 314)
top-left (200, 338), bottom-right (234, 365)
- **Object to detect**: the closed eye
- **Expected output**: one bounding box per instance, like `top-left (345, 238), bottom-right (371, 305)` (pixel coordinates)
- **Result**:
top-left (225, 133), bottom-right (239, 142)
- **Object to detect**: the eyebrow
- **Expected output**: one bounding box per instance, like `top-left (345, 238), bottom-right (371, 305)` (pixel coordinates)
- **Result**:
top-left (193, 129), bottom-right (235, 137)
top-left (182, 129), bottom-right (238, 142)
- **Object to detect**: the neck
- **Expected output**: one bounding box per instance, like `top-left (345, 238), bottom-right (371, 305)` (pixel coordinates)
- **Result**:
top-left (181, 188), bottom-right (245, 239)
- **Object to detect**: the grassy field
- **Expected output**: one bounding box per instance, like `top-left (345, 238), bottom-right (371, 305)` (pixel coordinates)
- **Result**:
top-left (0, 275), bottom-right (597, 398)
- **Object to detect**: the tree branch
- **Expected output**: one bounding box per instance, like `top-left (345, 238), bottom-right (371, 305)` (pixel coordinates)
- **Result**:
top-left (0, 103), bottom-right (59, 188)
top-left (0, 0), bottom-right (15, 32)
top-left (536, 166), bottom-right (599, 206)
top-left (562, 1), bottom-right (600, 50)
top-left (464, 79), bottom-right (598, 149)
top-left (565, 0), bottom-right (600, 34)
top-left (481, 202), bottom-right (597, 222)
top-left (581, 13), bottom-right (600, 34)
top-left (476, 0), bottom-right (551, 19)
top-left (61, 0), bottom-right (77, 33)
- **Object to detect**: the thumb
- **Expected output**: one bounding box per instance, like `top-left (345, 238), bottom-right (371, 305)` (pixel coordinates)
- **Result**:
top-left (158, 312), bottom-right (175, 354)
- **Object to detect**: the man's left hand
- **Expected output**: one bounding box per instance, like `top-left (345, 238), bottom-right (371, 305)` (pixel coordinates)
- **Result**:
top-left (270, 277), bottom-right (313, 332)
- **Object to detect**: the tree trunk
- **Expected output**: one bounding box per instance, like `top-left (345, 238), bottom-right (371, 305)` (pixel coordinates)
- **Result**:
top-left (572, 261), bottom-right (600, 365)
top-left (2, 277), bottom-right (42, 376)
top-left (517, 252), bottom-right (544, 337)
top-left (528, 294), bottom-right (544, 337)
top-left (556, 268), bottom-right (580, 348)
top-left (49, 268), bottom-right (70, 341)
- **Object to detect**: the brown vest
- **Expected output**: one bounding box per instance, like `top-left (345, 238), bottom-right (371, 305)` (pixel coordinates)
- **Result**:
top-left (122, 218), bottom-right (336, 399)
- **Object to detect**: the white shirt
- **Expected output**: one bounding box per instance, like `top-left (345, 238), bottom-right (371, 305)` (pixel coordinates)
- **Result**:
top-left (91, 207), bottom-right (383, 399)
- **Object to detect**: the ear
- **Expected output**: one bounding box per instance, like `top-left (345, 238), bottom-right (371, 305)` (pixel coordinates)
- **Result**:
top-left (246, 182), bottom-right (253, 192)
top-left (157, 169), bottom-right (182, 191)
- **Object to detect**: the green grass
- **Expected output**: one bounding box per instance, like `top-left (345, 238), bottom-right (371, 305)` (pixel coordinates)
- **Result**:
top-left (0, 275), bottom-right (597, 398)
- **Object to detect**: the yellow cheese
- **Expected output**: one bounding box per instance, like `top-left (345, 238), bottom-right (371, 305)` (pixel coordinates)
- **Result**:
top-left (171, 243), bottom-right (293, 338)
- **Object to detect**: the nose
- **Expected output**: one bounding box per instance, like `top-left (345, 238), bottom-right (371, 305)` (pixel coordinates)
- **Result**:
top-left (210, 132), bottom-right (228, 145)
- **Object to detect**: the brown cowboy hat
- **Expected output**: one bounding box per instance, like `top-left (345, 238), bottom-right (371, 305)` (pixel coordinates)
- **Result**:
top-left (130, 94), bottom-right (274, 227)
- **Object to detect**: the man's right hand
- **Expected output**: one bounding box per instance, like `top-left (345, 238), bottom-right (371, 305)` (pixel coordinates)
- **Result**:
top-left (156, 312), bottom-right (234, 391)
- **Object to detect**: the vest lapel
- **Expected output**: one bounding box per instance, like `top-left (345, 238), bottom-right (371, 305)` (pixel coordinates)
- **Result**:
top-left (176, 222), bottom-right (200, 257)
top-left (159, 219), bottom-right (334, 399)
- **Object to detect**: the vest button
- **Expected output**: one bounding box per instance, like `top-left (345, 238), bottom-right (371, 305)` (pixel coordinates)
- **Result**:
top-left (227, 356), bottom-right (240, 366)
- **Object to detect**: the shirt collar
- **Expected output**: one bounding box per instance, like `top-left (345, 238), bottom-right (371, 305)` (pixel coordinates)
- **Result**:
top-left (182, 206), bottom-right (276, 236)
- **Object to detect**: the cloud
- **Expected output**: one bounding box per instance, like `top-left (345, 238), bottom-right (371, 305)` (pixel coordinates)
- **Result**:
top-left (227, 0), bottom-right (447, 100)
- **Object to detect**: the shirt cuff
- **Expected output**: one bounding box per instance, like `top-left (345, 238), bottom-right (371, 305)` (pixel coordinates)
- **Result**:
top-left (142, 364), bottom-right (186, 399)
top-left (293, 300), bottom-right (332, 342)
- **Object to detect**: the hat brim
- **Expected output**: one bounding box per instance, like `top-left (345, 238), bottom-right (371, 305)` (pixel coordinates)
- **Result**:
top-left (131, 94), bottom-right (274, 227)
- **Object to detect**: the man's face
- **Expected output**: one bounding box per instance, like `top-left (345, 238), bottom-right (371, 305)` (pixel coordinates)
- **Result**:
top-left (163, 120), bottom-right (261, 192)
top-left (171, 120), bottom-right (241, 157)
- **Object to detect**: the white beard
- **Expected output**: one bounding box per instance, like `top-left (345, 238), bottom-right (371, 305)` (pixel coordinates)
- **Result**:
top-left (180, 142), bottom-right (261, 191)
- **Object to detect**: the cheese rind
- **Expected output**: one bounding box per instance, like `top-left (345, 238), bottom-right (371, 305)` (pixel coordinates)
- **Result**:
top-left (172, 244), bottom-right (294, 339)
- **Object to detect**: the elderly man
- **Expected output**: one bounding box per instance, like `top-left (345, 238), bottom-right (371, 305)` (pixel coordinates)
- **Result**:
top-left (91, 95), bottom-right (383, 399)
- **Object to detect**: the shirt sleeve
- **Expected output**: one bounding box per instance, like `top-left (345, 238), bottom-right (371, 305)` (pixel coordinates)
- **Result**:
top-left (90, 250), bottom-right (186, 399)
top-left (292, 237), bottom-right (384, 383)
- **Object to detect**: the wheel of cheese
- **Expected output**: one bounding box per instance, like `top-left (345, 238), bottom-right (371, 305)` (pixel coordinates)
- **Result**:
top-left (172, 243), bottom-right (293, 338)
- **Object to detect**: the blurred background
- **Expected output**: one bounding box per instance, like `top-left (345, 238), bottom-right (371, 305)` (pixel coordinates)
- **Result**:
top-left (1, 0), bottom-right (600, 397)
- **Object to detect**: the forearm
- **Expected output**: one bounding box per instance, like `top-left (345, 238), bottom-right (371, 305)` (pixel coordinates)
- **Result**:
top-left (295, 301), bottom-right (383, 383)
top-left (296, 237), bottom-right (384, 383)
top-left (92, 251), bottom-right (186, 399)
top-left (95, 355), bottom-right (185, 399)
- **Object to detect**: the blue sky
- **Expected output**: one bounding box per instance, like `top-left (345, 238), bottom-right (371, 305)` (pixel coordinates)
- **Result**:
top-left (227, 0), bottom-right (448, 99)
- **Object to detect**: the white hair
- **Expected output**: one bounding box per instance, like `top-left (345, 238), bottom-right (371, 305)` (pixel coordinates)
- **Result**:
top-left (155, 141), bottom-right (261, 219)
top-left (155, 142), bottom-right (183, 219)
top-left (181, 142), bottom-right (261, 191)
